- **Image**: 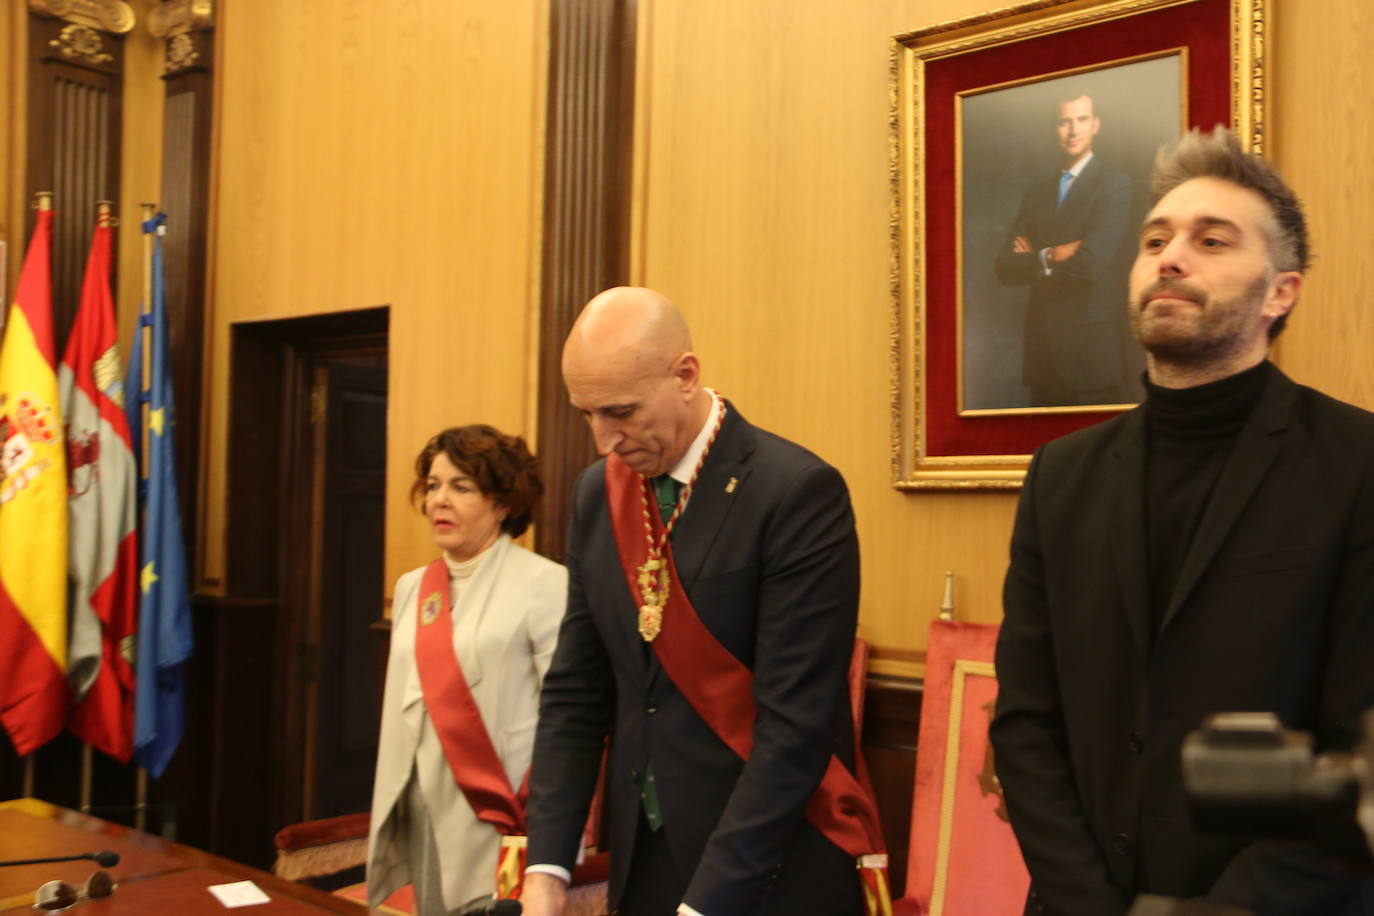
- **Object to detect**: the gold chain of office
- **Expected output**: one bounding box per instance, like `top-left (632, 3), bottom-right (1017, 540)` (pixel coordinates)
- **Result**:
top-left (635, 397), bottom-right (726, 642)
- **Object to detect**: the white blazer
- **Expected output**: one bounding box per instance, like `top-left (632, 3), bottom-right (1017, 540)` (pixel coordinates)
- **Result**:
top-left (367, 534), bottom-right (567, 910)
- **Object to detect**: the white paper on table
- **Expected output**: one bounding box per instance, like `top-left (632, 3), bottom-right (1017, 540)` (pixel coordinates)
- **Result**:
top-left (207, 880), bottom-right (272, 907)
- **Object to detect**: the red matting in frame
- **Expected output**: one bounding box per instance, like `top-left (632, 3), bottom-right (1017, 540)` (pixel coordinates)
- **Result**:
top-left (923, 0), bottom-right (1230, 458)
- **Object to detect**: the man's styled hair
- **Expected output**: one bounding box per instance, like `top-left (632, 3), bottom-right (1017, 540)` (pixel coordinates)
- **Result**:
top-left (1150, 128), bottom-right (1309, 337)
top-left (1053, 88), bottom-right (1094, 115)
top-left (1049, 86), bottom-right (1093, 117)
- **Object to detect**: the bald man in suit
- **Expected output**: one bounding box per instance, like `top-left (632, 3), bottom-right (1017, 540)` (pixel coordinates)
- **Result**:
top-left (521, 288), bottom-right (876, 916)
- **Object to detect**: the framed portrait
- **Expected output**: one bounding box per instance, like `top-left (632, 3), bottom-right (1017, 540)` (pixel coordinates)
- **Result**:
top-left (890, 0), bottom-right (1267, 489)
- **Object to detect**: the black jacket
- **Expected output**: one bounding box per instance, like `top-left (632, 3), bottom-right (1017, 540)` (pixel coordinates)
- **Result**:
top-left (992, 365), bottom-right (1374, 915)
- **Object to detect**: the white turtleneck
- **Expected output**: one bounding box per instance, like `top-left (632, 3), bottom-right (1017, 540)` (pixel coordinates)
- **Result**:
top-left (443, 549), bottom-right (485, 622)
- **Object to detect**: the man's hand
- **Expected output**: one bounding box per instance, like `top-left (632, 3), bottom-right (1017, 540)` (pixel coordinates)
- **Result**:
top-left (1012, 235), bottom-right (1032, 253)
top-left (1048, 239), bottom-right (1082, 263)
top-left (519, 872), bottom-right (569, 916)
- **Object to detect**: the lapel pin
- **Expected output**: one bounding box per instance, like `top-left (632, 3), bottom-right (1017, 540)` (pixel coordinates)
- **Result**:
top-left (725, 477), bottom-right (738, 494)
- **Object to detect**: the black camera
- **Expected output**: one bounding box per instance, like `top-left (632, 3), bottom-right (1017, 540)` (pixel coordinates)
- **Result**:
top-left (1126, 711), bottom-right (1374, 915)
top-left (1181, 711), bottom-right (1370, 861)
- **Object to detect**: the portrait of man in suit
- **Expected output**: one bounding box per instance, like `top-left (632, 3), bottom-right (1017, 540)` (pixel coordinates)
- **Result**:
top-left (991, 127), bottom-right (1374, 915)
top-left (959, 58), bottom-right (1179, 412)
top-left (993, 89), bottom-right (1136, 408)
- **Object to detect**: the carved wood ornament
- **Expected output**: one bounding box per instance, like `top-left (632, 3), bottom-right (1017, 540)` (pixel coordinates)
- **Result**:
top-left (148, 0), bottom-right (213, 38)
top-left (28, 0), bottom-right (134, 33)
top-left (49, 24), bottom-right (113, 64)
top-left (149, 0), bottom-right (214, 76)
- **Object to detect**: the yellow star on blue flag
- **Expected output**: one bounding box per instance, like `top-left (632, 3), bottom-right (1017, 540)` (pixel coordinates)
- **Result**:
top-left (141, 561), bottom-right (159, 594)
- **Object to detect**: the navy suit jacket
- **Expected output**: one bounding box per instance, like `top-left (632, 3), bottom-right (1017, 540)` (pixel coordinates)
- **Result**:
top-left (994, 155), bottom-right (1134, 397)
top-left (991, 365), bottom-right (1374, 915)
top-left (528, 404), bottom-right (863, 916)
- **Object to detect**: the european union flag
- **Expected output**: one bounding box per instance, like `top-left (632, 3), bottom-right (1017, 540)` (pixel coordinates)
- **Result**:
top-left (126, 213), bottom-right (192, 779)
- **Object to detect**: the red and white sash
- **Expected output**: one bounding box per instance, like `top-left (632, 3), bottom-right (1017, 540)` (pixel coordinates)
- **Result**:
top-left (413, 558), bottom-right (528, 898)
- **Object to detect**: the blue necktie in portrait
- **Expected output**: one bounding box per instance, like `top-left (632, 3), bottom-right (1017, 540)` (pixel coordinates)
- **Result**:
top-left (1057, 170), bottom-right (1074, 207)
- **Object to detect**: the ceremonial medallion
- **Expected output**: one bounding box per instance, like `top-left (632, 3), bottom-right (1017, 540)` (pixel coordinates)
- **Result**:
top-left (636, 555), bottom-right (669, 641)
top-left (420, 592), bottom-right (441, 625)
top-left (638, 604), bottom-right (663, 641)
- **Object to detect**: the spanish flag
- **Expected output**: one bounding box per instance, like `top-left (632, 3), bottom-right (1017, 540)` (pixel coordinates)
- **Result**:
top-left (0, 207), bottom-right (69, 755)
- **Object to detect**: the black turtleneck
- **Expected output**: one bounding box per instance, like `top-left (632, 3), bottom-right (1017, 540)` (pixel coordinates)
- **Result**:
top-left (1144, 360), bottom-right (1273, 639)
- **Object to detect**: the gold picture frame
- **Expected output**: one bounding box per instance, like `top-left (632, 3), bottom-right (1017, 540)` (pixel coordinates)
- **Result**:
top-left (890, 0), bottom-right (1267, 490)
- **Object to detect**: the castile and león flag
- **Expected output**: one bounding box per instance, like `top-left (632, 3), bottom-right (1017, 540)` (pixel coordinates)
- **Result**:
top-left (59, 205), bottom-right (140, 764)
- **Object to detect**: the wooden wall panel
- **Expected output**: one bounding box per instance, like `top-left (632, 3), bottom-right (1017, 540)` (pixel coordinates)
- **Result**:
top-left (203, 0), bottom-right (548, 598)
top-left (1269, 0), bottom-right (1374, 410)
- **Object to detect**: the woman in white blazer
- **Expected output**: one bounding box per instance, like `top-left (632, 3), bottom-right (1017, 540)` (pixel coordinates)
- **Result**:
top-left (367, 425), bottom-right (567, 915)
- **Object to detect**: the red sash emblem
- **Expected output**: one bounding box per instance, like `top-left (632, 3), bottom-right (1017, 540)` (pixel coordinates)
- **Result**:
top-left (413, 558), bottom-right (528, 898)
top-left (604, 457), bottom-right (892, 915)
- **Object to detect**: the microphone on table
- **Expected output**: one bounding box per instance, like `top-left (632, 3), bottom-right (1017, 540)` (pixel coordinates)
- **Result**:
top-left (452, 895), bottom-right (522, 916)
top-left (0, 850), bottom-right (120, 868)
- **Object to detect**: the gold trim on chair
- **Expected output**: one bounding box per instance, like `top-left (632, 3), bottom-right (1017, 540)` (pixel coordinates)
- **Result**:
top-left (928, 658), bottom-right (997, 915)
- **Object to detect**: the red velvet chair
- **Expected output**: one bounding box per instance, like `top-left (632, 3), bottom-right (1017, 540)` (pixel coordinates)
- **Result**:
top-left (273, 777), bottom-right (611, 914)
top-left (893, 619), bottom-right (1029, 916)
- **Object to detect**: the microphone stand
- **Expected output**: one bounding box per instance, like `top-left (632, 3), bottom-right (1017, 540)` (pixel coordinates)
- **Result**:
top-left (0, 852), bottom-right (120, 869)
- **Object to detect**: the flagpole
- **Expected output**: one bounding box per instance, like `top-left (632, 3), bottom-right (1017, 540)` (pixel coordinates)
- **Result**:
top-left (80, 744), bottom-right (93, 813)
top-left (938, 570), bottom-right (955, 622)
top-left (135, 201), bottom-right (156, 833)
top-left (20, 191), bottom-right (53, 800)
top-left (140, 202), bottom-right (155, 425)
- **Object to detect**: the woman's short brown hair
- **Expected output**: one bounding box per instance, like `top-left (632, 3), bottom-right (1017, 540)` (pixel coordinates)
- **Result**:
top-left (410, 425), bottom-right (544, 538)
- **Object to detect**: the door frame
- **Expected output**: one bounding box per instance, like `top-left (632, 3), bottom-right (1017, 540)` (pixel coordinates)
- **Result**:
top-left (222, 307), bottom-right (389, 839)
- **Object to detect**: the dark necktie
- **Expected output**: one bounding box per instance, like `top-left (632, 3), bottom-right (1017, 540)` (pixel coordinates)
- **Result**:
top-left (654, 474), bottom-right (683, 526)
top-left (641, 474), bottom-right (682, 831)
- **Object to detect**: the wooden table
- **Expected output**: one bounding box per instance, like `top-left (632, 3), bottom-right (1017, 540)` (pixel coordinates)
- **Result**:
top-left (0, 798), bottom-right (375, 913)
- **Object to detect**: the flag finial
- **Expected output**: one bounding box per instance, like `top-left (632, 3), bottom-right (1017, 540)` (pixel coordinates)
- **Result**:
top-left (938, 570), bottom-right (955, 622)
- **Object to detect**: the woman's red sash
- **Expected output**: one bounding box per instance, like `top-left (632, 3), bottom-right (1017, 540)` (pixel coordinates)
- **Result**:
top-left (413, 557), bottom-right (529, 835)
top-left (604, 457), bottom-right (891, 914)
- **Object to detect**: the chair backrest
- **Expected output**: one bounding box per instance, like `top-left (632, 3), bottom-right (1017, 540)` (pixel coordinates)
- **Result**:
top-left (271, 811), bottom-right (371, 880)
top-left (896, 619), bottom-right (1029, 916)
